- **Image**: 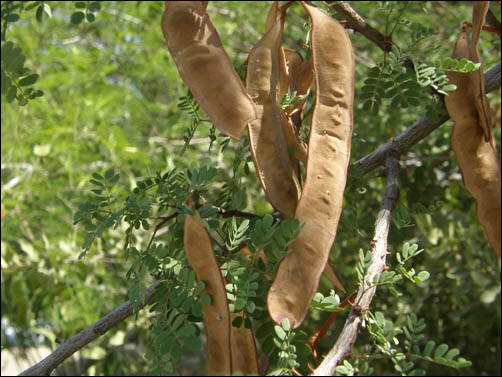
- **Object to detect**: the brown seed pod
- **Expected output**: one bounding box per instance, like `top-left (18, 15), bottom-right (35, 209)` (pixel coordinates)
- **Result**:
top-left (230, 313), bottom-right (259, 375)
top-left (444, 5), bottom-right (501, 258)
top-left (246, 12), bottom-right (302, 219)
top-left (184, 212), bottom-right (232, 375)
top-left (283, 48), bottom-right (315, 129)
top-left (161, 1), bottom-right (256, 140)
top-left (468, 1), bottom-right (492, 141)
top-left (268, 1), bottom-right (354, 328)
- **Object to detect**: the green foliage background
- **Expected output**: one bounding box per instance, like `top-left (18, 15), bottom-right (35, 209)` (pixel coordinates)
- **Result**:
top-left (1, 1), bottom-right (500, 375)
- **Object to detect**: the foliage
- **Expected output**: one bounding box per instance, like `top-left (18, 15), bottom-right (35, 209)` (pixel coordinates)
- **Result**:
top-left (1, 1), bottom-right (500, 376)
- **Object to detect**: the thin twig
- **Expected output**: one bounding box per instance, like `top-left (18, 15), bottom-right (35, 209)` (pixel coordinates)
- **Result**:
top-left (146, 212), bottom-right (177, 251)
top-left (353, 63), bottom-right (501, 175)
top-left (19, 281), bottom-right (162, 376)
top-left (313, 153), bottom-right (400, 376)
top-left (216, 207), bottom-right (261, 219)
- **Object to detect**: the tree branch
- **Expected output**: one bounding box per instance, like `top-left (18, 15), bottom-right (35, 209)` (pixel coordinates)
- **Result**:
top-left (313, 154), bottom-right (400, 376)
top-left (19, 280), bottom-right (162, 376)
top-left (328, 2), bottom-right (391, 52)
top-left (353, 63), bottom-right (501, 175)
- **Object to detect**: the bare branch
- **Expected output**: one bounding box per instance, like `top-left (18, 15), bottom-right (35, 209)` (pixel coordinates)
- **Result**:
top-left (327, 2), bottom-right (391, 52)
top-left (353, 63), bottom-right (501, 175)
top-left (19, 281), bottom-right (162, 376)
top-left (313, 154), bottom-right (400, 376)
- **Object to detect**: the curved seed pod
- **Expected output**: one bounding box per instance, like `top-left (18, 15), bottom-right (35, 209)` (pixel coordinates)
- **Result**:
top-left (445, 28), bottom-right (501, 257)
top-left (280, 111), bottom-right (308, 166)
top-left (161, 1), bottom-right (256, 140)
top-left (246, 14), bottom-right (302, 218)
top-left (265, 0), bottom-right (279, 31)
top-left (268, 1), bottom-right (354, 328)
top-left (184, 212), bottom-right (232, 375)
top-left (230, 313), bottom-right (259, 375)
top-left (266, 1), bottom-right (290, 100)
top-left (323, 260), bottom-right (347, 293)
top-left (240, 246), bottom-right (345, 292)
top-left (284, 49), bottom-right (315, 129)
top-left (468, 1), bottom-right (492, 141)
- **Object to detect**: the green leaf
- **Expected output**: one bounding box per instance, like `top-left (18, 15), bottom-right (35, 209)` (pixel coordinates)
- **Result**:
top-left (90, 179), bottom-right (105, 188)
top-left (183, 336), bottom-right (201, 351)
top-left (194, 281), bottom-right (205, 296)
top-left (43, 3), bottom-right (52, 18)
top-left (92, 172), bottom-right (104, 180)
top-left (415, 271), bottom-right (430, 283)
top-left (171, 343), bottom-right (182, 361)
top-left (171, 314), bottom-right (184, 331)
top-left (82, 232), bottom-right (95, 250)
top-left (200, 294), bottom-right (211, 307)
top-left (6, 86), bottom-right (17, 103)
top-left (177, 324), bottom-right (196, 337)
top-left (36, 5), bottom-right (44, 22)
top-left (104, 169), bottom-right (115, 180)
top-left (88, 2), bottom-right (102, 12)
top-left (19, 73), bottom-right (39, 86)
top-left (480, 285), bottom-right (500, 304)
top-left (86, 13), bottom-right (95, 22)
top-left (71, 12), bottom-right (85, 24)
top-left (75, 2), bottom-right (86, 9)
top-left (33, 144), bottom-right (51, 157)
top-left (281, 317), bottom-right (291, 332)
top-left (274, 325), bottom-right (286, 340)
top-left (232, 316), bottom-right (243, 328)
top-left (234, 298), bottom-right (246, 312)
top-left (445, 348), bottom-right (460, 360)
top-left (1, 70), bottom-right (11, 94)
top-left (434, 343), bottom-right (448, 358)
top-left (336, 365), bottom-right (349, 375)
top-left (5, 14), bottom-right (20, 23)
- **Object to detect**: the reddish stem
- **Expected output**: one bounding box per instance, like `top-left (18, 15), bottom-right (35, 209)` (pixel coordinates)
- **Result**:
top-left (309, 291), bottom-right (358, 365)
top-left (463, 22), bottom-right (501, 37)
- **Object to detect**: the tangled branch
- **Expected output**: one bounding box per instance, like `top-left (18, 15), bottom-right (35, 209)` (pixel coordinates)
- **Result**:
top-left (313, 153), bottom-right (401, 375)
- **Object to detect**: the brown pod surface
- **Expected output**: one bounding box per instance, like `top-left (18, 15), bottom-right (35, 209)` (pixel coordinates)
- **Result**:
top-left (161, 1), bottom-right (256, 140)
top-left (246, 15), bottom-right (302, 219)
top-left (230, 313), bottom-right (259, 375)
top-left (469, 1), bottom-right (492, 141)
top-left (268, 1), bottom-right (354, 328)
top-left (445, 28), bottom-right (501, 257)
top-left (284, 49), bottom-right (315, 129)
top-left (184, 213), bottom-right (232, 375)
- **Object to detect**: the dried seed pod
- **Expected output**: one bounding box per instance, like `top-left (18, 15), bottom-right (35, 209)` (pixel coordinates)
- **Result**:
top-left (469, 1), bottom-right (492, 141)
top-left (280, 110), bottom-right (308, 166)
top-left (161, 1), bottom-right (256, 140)
top-left (184, 212), bottom-right (232, 375)
top-left (444, 9), bottom-right (501, 257)
top-left (240, 246), bottom-right (345, 292)
top-left (230, 313), bottom-right (259, 375)
top-left (266, 1), bottom-right (290, 100)
top-left (284, 48), bottom-right (315, 129)
top-left (268, 1), bottom-right (354, 328)
top-left (323, 260), bottom-right (347, 293)
top-left (246, 14), bottom-right (302, 218)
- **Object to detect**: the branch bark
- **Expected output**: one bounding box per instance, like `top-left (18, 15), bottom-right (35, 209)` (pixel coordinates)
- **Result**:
top-left (313, 154), bottom-right (400, 376)
top-left (19, 280), bottom-right (162, 376)
top-left (328, 2), bottom-right (391, 52)
top-left (353, 63), bottom-right (501, 175)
